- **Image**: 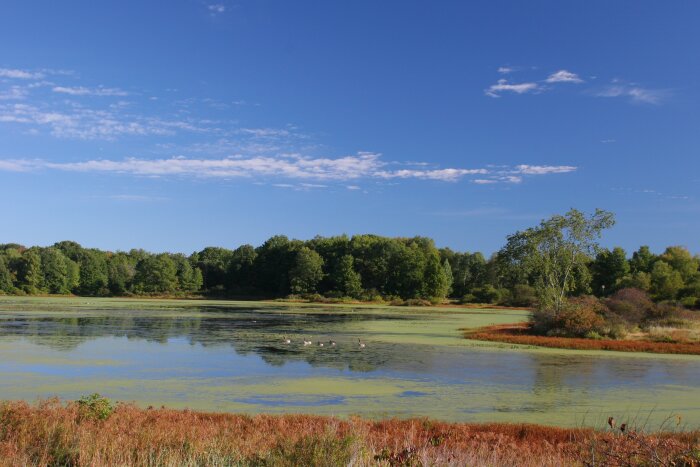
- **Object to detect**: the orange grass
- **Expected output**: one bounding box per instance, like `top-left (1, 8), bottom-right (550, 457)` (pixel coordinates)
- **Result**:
top-left (464, 323), bottom-right (700, 355)
top-left (0, 398), bottom-right (698, 466)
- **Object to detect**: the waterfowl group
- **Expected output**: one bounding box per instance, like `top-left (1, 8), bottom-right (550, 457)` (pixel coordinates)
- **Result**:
top-left (284, 336), bottom-right (365, 349)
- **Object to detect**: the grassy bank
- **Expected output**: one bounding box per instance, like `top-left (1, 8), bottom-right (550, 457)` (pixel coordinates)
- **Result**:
top-left (464, 323), bottom-right (700, 355)
top-left (0, 398), bottom-right (698, 466)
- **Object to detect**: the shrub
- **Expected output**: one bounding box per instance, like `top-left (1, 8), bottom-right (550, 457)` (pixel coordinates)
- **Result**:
top-left (404, 298), bottom-right (432, 307)
top-left (76, 393), bottom-right (114, 421)
top-left (606, 288), bottom-right (654, 325)
top-left (532, 296), bottom-right (608, 338)
top-left (647, 301), bottom-right (686, 321)
top-left (680, 296), bottom-right (699, 309)
top-left (471, 285), bottom-right (501, 304)
top-left (552, 297), bottom-right (607, 337)
top-left (458, 294), bottom-right (476, 304)
top-left (507, 284), bottom-right (538, 307)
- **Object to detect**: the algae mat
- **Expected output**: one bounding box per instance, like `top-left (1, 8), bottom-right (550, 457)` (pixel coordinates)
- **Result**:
top-left (0, 296), bottom-right (699, 428)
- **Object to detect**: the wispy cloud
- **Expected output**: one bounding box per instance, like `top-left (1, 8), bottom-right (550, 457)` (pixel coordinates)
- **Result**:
top-left (545, 70), bottom-right (583, 83)
top-left (0, 103), bottom-right (216, 140)
top-left (485, 79), bottom-right (539, 98)
top-left (207, 3), bottom-right (226, 14)
top-left (0, 154), bottom-right (577, 185)
top-left (594, 84), bottom-right (666, 104)
top-left (52, 86), bottom-right (129, 97)
top-left (514, 164), bottom-right (577, 175)
top-left (486, 68), bottom-right (666, 105)
top-left (0, 86), bottom-right (28, 100)
top-left (0, 68), bottom-right (44, 80)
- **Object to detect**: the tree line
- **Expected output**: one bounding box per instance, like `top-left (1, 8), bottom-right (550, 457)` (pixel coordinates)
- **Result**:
top-left (0, 222), bottom-right (698, 308)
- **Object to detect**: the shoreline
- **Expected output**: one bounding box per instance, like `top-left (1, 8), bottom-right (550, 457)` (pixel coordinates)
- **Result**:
top-left (464, 323), bottom-right (700, 356)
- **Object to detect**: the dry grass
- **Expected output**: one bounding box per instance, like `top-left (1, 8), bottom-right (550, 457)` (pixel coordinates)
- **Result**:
top-left (0, 398), bottom-right (699, 466)
top-left (464, 323), bottom-right (700, 355)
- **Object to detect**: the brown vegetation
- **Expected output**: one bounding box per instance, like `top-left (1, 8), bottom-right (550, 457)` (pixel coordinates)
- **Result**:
top-left (0, 398), bottom-right (699, 466)
top-left (464, 323), bottom-right (700, 355)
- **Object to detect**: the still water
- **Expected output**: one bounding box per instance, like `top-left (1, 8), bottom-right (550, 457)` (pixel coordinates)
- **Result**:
top-left (1, 297), bottom-right (699, 428)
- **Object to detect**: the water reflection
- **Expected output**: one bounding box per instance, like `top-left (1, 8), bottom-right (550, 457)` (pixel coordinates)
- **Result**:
top-left (1, 307), bottom-right (699, 425)
top-left (0, 310), bottom-right (413, 372)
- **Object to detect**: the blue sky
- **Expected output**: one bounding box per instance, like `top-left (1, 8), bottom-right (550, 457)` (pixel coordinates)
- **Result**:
top-left (0, 0), bottom-right (698, 255)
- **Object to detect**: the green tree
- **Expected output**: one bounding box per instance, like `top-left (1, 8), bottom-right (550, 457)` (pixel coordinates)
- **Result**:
top-left (422, 254), bottom-right (452, 300)
top-left (107, 253), bottom-right (136, 295)
top-left (253, 236), bottom-right (299, 295)
top-left (77, 250), bottom-right (109, 296)
top-left (17, 249), bottom-right (43, 293)
top-left (172, 254), bottom-right (203, 293)
top-left (629, 246), bottom-right (657, 274)
top-left (40, 247), bottom-right (70, 294)
top-left (133, 254), bottom-right (179, 294)
top-left (497, 208), bottom-right (615, 312)
top-left (0, 256), bottom-right (13, 293)
top-left (618, 271), bottom-right (652, 291)
top-left (331, 254), bottom-right (362, 298)
top-left (591, 247), bottom-right (630, 295)
top-left (289, 247), bottom-right (324, 294)
top-left (650, 261), bottom-right (684, 300)
top-left (192, 247), bottom-right (233, 291)
top-left (228, 244), bottom-right (257, 292)
top-left (659, 246), bottom-right (699, 282)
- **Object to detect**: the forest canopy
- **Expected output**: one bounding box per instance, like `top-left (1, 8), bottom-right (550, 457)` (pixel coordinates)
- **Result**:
top-left (0, 213), bottom-right (698, 308)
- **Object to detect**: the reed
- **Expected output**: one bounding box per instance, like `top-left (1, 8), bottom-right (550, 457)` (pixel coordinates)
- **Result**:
top-left (0, 398), bottom-right (698, 466)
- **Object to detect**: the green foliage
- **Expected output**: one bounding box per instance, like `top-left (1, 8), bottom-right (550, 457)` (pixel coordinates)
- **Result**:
top-left (0, 256), bottom-right (13, 293)
top-left (629, 245), bottom-right (657, 274)
top-left (133, 254), bottom-right (179, 294)
top-left (591, 247), bottom-right (630, 295)
top-left (40, 248), bottom-right (71, 294)
top-left (331, 254), bottom-right (362, 298)
top-left (650, 261), bottom-right (684, 300)
top-left (107, 253), bottom-right (135, 295)
top-left (1, 214), bottom-right (699, 311)
top-left (289, 247), bottom-right (325, 294)
top-left (76, 393), bottom-right (114, 421)
top-left (77, 249), bottom-right (109, 296)
top-left (471, 284), bottom-right (502, 304)
top-left (497, 208), bottom-right (615, 312)
top-left (17, 249), bottom-right (43, 294)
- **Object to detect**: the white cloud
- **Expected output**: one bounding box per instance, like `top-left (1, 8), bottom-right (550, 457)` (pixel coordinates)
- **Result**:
top-left (485, 79), bottom-right (538, 98)
top-left (545, 70), bottom-right (583, 83)
top-left (472, 179), bottom-right (498, 185)
top-left (497, 66), bottom-right (514, 74)
top-left (514, 164), bottom-right (577, 175)
top-left (0, 159), bottom-right (35, 172)
top-left (0, 86), bottom-right (28, 100)
top-left (595, 85), bottom-right (666, 104)
top-left (0, 68), bottom-right (44, 80)
top-left (375, 168), bottom-right (488, 182)
top-left (0, 103), bottom-right (215, 140)
top-left (208, 4), bottom-right (226, 13)
top-left (0, 154), bottom-right (576, 185)
top-left (52, 86), bottom-right (129, 96)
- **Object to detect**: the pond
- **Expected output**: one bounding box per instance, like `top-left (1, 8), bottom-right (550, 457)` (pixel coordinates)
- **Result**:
top-left (1, 297), bottom-right (699, 428)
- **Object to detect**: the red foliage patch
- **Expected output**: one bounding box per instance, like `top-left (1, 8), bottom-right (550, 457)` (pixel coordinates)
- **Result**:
top-left (464, 323), bottom-right (700, 355)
